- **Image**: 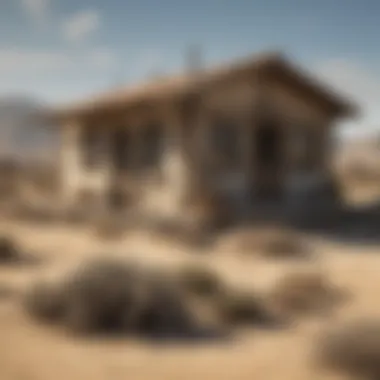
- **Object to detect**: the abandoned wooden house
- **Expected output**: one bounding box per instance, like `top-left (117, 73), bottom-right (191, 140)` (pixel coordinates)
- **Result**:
top-left (49, 52), bottom-right (357, 228)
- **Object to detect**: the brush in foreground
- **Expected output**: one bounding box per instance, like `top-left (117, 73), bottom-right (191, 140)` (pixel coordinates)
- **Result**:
top-left (223, 227), bottom-right (310, 259)
top-left (270, 270), bottom-right (340, 315)
top-left (0, 235), bottom-right (41, 266)
top-left (23, 257), bottom-right (289, 340)
top-left (24, 258), bottom-right (198, 338)
top-left (176, 264), bottom-right (222, 298)
top-left (0, 236), bottom-right (19, 263)
top-left (315, 319), bottom-right (380, 380)
top-left (216, 287), bottom-right (277, 327)
top-left (24, 281), bottom-right (67, 323)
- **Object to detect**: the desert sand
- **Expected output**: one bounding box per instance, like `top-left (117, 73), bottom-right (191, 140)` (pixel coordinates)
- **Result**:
top-left (0, 218), bottom-right (380, 380)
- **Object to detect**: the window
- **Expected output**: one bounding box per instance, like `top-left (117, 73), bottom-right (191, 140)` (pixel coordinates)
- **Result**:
top-left (138, 124), bottom-right (164, 169)
top-left (110, 129), bottom-right (131, 171)
top-left (292, 127), bottom-right (317, 172)
top-left (209, 118), bottom-right (240, 169)
top-left (81, 126), bottom-right (104, 169)
top-left (255, 123), bottom-right (282, 169)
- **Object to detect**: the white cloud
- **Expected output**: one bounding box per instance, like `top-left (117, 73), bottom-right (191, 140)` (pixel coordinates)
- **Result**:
top-left (0, 47), bottom-right (116, 74)
top-left (0, 46), bottom-right (119, 104)
top-left (62, 10), bottom-right (101, 43)
top-left (20, 0), bottom-right (50, 23)
top-left (313, 59), bottom-right (380, 137)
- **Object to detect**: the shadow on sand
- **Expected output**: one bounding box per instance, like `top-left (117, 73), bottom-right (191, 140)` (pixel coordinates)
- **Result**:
top-left (294, 200), bottom-right (380, 246)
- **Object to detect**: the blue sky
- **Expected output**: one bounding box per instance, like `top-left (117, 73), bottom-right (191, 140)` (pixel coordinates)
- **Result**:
top-left (1, 0), bottom-right (380, 134)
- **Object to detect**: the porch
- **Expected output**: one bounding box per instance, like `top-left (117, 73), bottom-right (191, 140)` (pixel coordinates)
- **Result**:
top-left (59, 94), bottom-right (331, 228)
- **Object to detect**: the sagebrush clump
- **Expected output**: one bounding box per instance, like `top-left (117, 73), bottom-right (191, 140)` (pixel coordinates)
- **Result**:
top-left (315, 320), bottom-right (380, 380)
top-left (270, 270), bottom-right (338, 315)
top-left (224, 227), bottom-right (310, 260)
top-left (260, 231), bottom-right (309, 259)
top-left (0, 235), bottom-right (40, 266)
top-left (62, 258), bottom-right (143, 334)
top-left (24, 281), bottom-right (67, 323)
top-left (93, 216), bottom-right (127, 240)
top-left (24, 258), bottom-right (198, 338)
top-left (177, 264), bottom-right (222, 298)
top-left (0, 236), bottom-right (19, 263)
top-left (216, 288), bottom-right (274, 326)
top-left (23, 257), bottom-right (291, 339)
top-left (134, 274), bottom-right (196, 338)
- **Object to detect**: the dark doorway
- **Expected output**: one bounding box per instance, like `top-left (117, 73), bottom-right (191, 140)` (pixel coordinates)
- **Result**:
top-left (108, 128), bottom-right (131, 210)
top-left (138, 124), bottom-right (164, 170)
top-left (108, 185), bottom-right (125, 211)
top-left (110, 128), bottom-right (131, 171)
top-left (252, 121), bottom-right (284, 199)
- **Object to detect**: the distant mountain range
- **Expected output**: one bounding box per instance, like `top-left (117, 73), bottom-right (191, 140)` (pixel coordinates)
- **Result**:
top-left (0, 96), bottom-right (59, 165)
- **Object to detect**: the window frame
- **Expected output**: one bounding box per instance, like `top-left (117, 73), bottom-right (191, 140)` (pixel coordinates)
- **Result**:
top-left (208, 116), bottom-right (241, 171)
top-left (292, 125), bottom-right (318, 173)
top-left (80, 125), bottom-right (105, 170)
top-left (137, 123), bottom-right (164, 171)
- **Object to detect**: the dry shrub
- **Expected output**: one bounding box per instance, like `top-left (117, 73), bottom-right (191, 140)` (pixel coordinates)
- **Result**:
top-left (177, 264), bottom-right (222, 298)
top-left (24, 258), bottom-right (198, 338)
top-left (93, 216), bottom-right (126, 240)
top-left (23, 257), bottom-right (287, 339)
top-left (270, 270), bottom-right (338, 315)
top-left (315, 320), bottom-right (380, 380)
top-left (0, 236), bottom-right (41, 266)
top-left (227, 227), bottom-right (309, 259)
top-left (135, 275), bottom-right (195, 338)
top-left (62, 258), bottom-right (144, 334)
top-left (259, 230), bottom-right (309, 259)
top-left (150, 219), bottom-right (211, 248)
top-left (23, 281), bottom-right (67, 323)
top-left (0, 236), bottom-right (19, 263)
top-left (216, 288), bottom-right (274, 326)
top-left (176, 265), bottom-right (282, 329)
top-left (189, 185), bottom-right (233, 230)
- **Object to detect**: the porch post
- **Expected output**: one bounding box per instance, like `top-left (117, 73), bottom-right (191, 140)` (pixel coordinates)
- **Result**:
top-left (162, 95), bottom-right (208, 210)
top-left (106, 119), bottom-right (135, 212)
top-left (241, 110), bottom-right (253, 201)
top-left (316, 123), bottom-right (332, 178)
top-left (60, 118), bottom-right (81, 208)
top-left (128, 122), bottom-right (140, 174)
top-left (246, 94), bottom-right (264, 202)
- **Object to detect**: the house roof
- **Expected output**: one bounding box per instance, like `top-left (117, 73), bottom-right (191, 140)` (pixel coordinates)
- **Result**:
top-left (49, 52), bottom-right (358, 121)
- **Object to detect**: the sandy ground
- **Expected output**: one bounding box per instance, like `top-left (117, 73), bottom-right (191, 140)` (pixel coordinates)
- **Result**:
top-left (1, 219), bottom-right (380, 380)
